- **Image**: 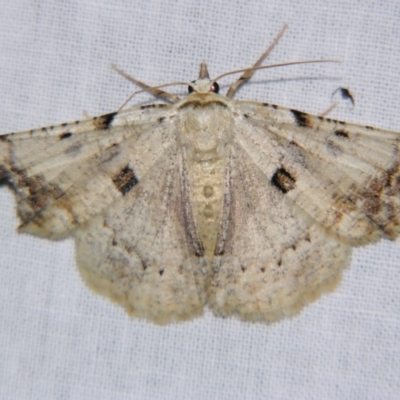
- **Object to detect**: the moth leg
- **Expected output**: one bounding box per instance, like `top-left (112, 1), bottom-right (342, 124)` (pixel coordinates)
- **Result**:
top-left (320, 87), bottom-right (355, 117)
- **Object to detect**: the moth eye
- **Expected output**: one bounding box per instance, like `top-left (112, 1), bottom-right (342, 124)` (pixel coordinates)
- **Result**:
top-left (211, 81), bottom-right (219, 93)
top-left (188, 81), bottom-right (195, 93)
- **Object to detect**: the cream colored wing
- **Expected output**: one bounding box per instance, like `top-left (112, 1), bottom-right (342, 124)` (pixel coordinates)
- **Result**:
top-left (207, 102), bottom-right (400, 322)
top-left (0, 104), bottom-right (173, 238)
top-left (0, 104), bottom-right (208, 323)
top-left (75, 146), bottom-right (207, 324)
top-left (234, 102), bottom-right (400, 243)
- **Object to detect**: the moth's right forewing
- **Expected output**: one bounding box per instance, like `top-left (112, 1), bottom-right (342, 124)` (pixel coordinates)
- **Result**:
top-left (0, 104), bottom-right (174, 238)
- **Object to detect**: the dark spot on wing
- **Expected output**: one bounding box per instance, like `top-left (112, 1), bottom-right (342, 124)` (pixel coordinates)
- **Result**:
top-left (366, 126), bottom-right (374, 130)
top-left (6, 168), bottom-right (65, 219)
top-left (271, 168), bottom-right (296, 193)
top-left (112, 165), bottom-right (138, 195)
top-left (244, 114), bottom-right (250, 119)
top-left (272, 104), bottom-right (278, 109)
top-left (59, 132), bottom-right (73, 140)
top-left (241, 265), bottom-right (246, 272)
top-left (158, 116), bottom-right (165, 123)
top-left (334, 129), bottom-right (349, 139)
top-left (364, 196), bottom-right (381, 215)
top-left (291, 109), bottom-right (312, 128)
top-left (159, 269), bottom-right (165, 276)
top-left (93, 112), bottom-right (117, 130)
top-left (29, 181), bottom-right (65, 208)
top-left (141, 104), bottom-right (156, 110)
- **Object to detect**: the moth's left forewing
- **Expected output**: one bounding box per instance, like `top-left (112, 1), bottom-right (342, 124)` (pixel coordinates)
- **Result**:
top-left (233, 101), bottom-right (400, 243)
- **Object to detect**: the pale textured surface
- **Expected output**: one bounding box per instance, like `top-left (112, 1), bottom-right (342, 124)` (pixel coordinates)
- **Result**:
top-left (0, 1), bottom-right (400, 399)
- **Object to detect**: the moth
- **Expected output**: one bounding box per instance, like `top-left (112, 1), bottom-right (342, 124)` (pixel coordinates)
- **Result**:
top-left (1, 29), bottom-right (399, 324)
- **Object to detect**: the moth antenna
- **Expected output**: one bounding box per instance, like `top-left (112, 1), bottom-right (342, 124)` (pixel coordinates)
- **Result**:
top-left (112, 63), bottom-right (188, 104)
top-left (227, 23), bottom-right (288, 98)
top-left (212, 59), bottom-right (340, 98)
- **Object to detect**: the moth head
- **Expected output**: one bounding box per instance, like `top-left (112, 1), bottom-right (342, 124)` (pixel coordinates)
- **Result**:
top-left (188, 62), bottom-right (220, 95)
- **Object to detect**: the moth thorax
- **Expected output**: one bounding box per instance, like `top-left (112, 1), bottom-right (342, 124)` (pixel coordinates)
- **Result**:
top-left (179, 103), bottom-right (232, 154)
